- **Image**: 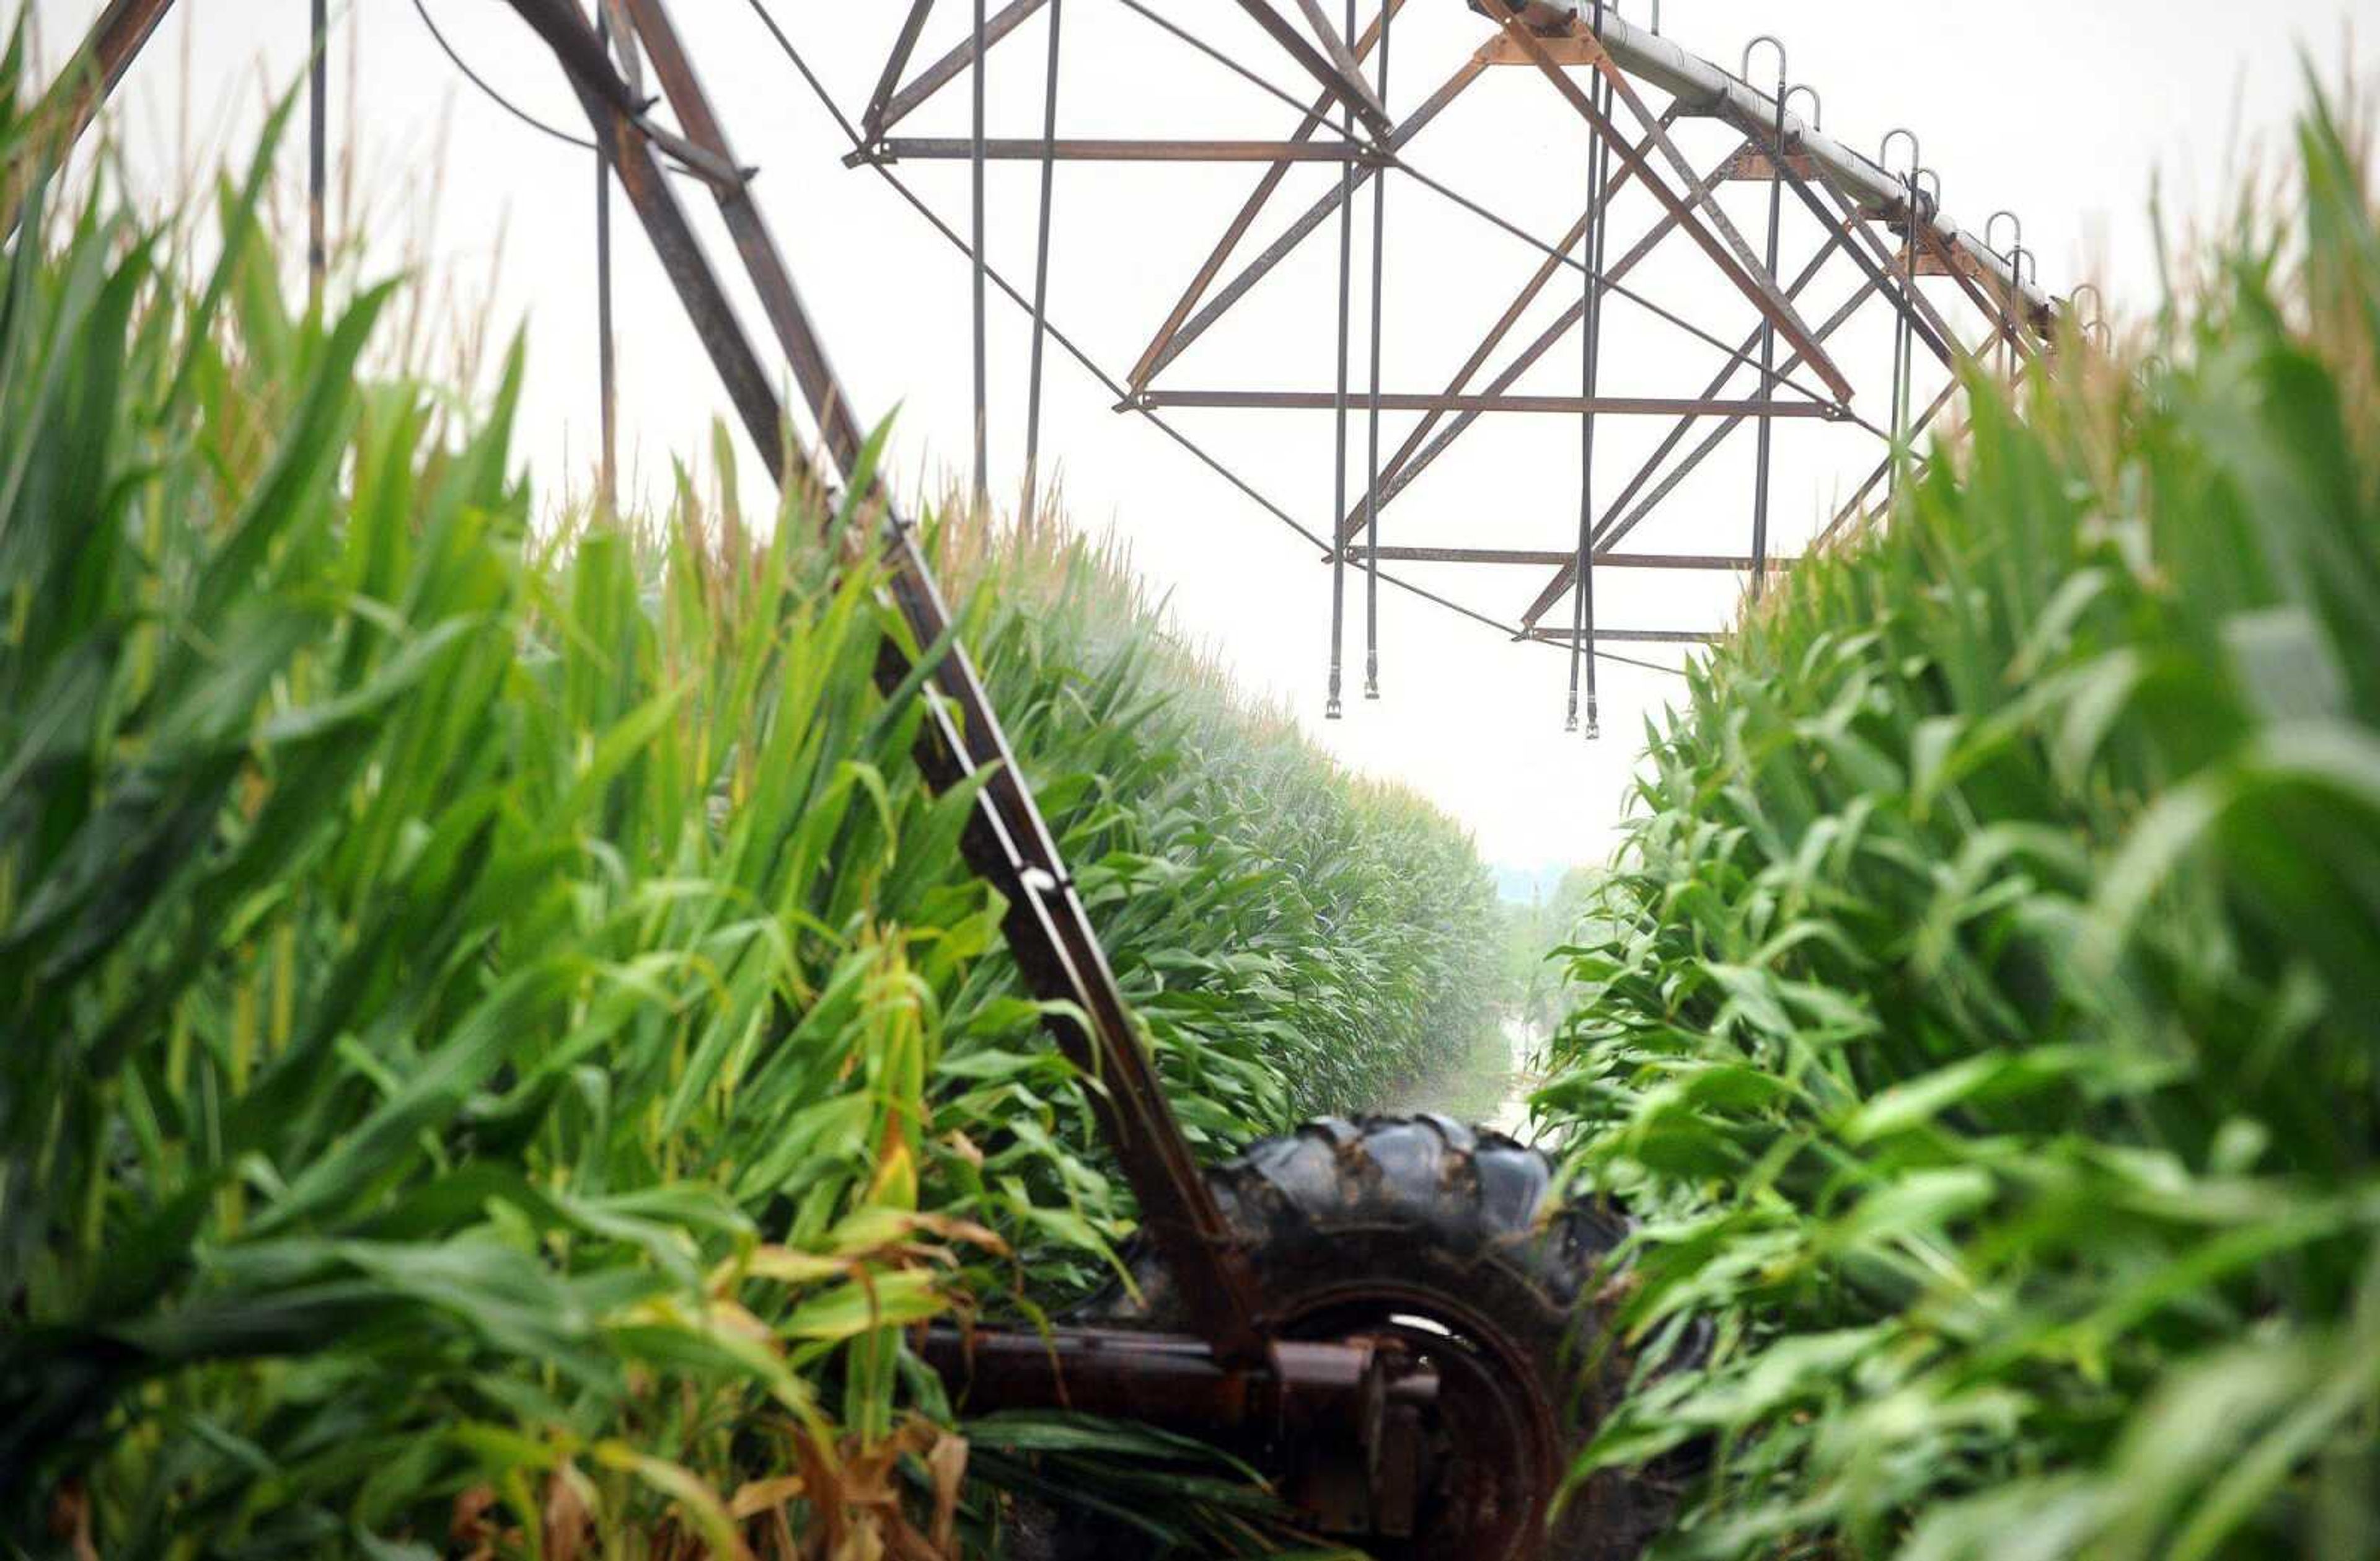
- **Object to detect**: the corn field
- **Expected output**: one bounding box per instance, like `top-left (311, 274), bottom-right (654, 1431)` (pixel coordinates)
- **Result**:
top-left (1542, 86), bottom-right (2380, 1560)
top-left (0, 45), bottom-right (1498, 1557)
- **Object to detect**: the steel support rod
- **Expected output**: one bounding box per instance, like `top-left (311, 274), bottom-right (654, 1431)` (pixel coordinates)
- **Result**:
top-left (1361, 0), bottom-right (1391, 701)
top-left (1325, 0), bottom-right (1358, 720)
top-left (1569, 2), bottom-right (1610, 739)
top-left (1140, 391), bottom-right (1830, 417)
top-left (870, 138), bottom-right (1380, 163)
top-left (1020, 0), bottom-right (1062, 527)
top-left (1748, 51), bottom-right (1786, 600)
top-left (307, 0), bottom-right (327, 303)
top-left (1349, 547), bottom-right (1795, 570)
top-left (969, 0), bottom-right (990, 505)
top-left (1889, 170), bottom-right (1918, 510)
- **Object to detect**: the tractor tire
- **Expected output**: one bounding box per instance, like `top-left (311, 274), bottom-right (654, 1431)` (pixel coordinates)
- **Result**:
top-left (1075, 1114), bottom-right (1692, 1560)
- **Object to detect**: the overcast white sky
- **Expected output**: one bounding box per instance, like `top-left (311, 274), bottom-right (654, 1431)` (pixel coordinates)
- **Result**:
top-left (33, 0), bottom-right (2369, 870)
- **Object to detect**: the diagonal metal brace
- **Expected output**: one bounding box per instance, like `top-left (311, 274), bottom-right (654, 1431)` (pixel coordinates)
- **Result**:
top-left (508, 0), bottom-right (1275, 1369)
top-left (1233, 0), bottom-right (1395, 140)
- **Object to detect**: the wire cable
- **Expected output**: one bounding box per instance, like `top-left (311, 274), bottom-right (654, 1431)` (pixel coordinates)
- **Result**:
top-left (411, 0), bottom-right (596, 154)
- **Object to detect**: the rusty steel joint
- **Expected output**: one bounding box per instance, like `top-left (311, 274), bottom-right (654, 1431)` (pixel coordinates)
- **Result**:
top-left (919, 1322), bottom-right (1436, 1438)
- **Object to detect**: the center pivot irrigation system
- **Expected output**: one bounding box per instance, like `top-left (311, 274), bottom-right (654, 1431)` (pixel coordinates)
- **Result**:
top-left (30, 1), bottom-right (2087, 1554)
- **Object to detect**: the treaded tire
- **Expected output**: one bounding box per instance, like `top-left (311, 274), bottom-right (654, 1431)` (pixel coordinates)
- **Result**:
top-left (1079, 1114), bottom-right (1685, 1560)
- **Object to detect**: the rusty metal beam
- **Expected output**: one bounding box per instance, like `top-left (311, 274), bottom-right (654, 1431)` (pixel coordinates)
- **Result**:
top-left (617, 0), bottom-right (866, 469)
top-left (1526, 627), bottom-right (1721, 645)
top-left (1349, 547), bottom-right (1794, 570)
top-left (863, 0), bottom-right (939, 141)
top-left (526, 0), bottom-right (1272, 1369)
top-left (7, 0), bottom-right (176, 218)
top-left (870, 138), bottom-right (1375, 163)
top-left (1141, 390), bottom-right (1834, 417)
top-left (1288, 0), bottom-right (1392, 126)
top-left (876, 0), bottom-right (1051, 137)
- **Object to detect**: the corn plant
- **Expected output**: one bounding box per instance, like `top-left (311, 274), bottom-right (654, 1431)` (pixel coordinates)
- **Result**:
top-left (1541, 86), bottom-right (2380, 1560)
top-left (0, 46), bottom-right (1499, 1558)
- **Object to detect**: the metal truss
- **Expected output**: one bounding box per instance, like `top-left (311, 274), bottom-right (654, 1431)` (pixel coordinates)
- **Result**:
top-left (834, 0), bottom-right (2084, 732)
